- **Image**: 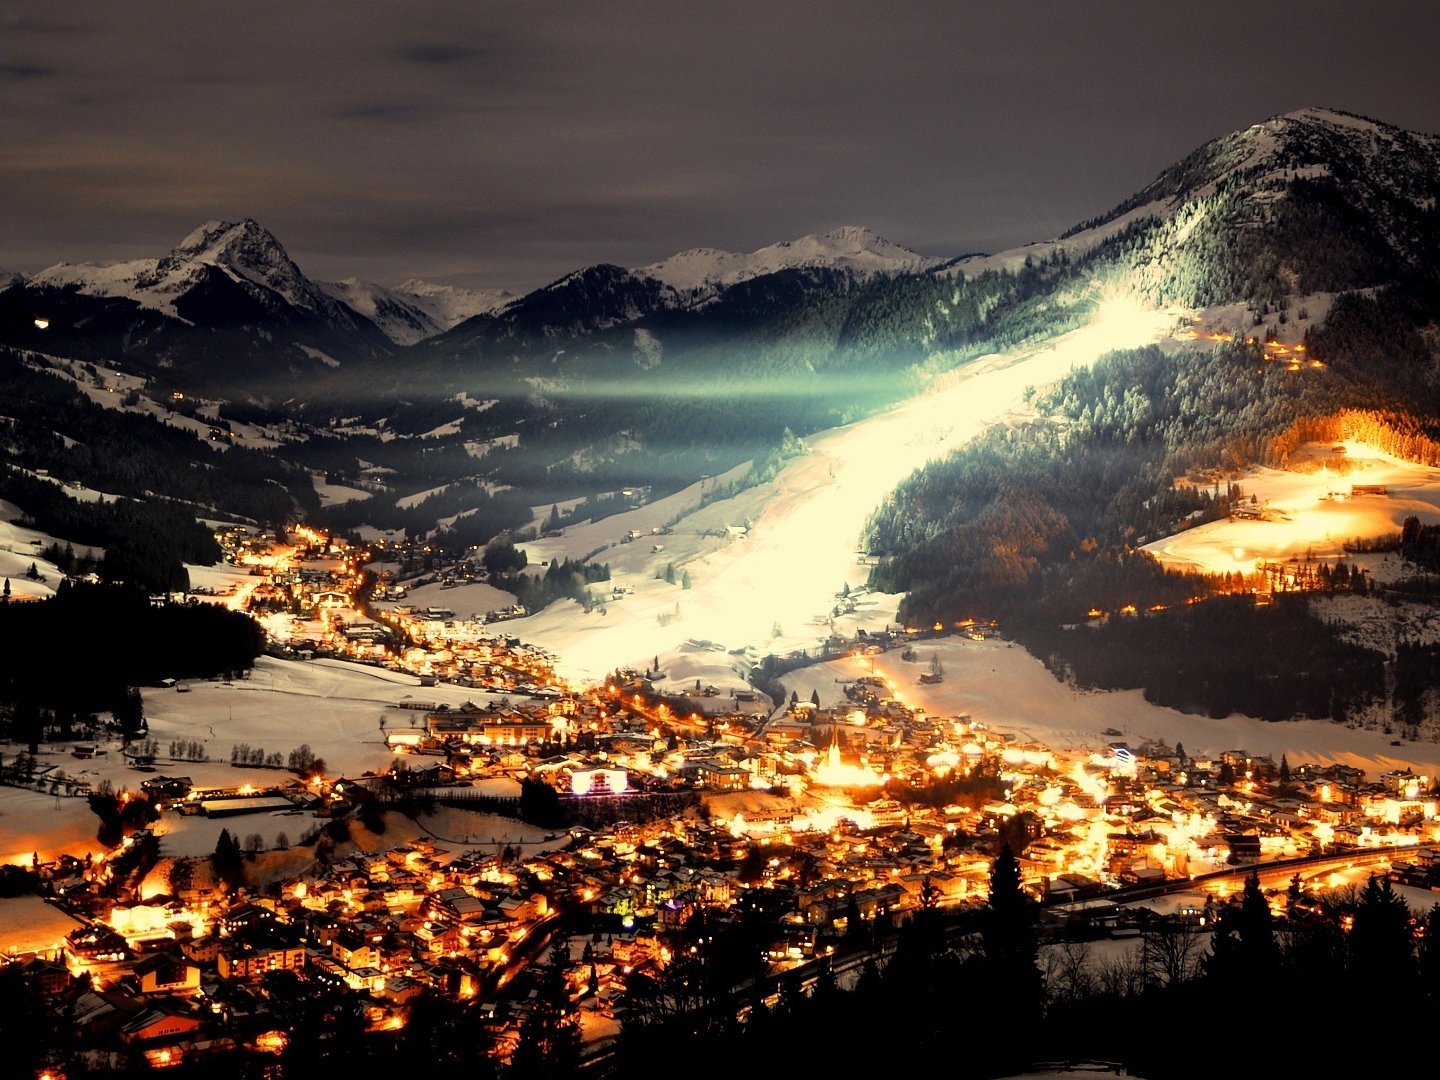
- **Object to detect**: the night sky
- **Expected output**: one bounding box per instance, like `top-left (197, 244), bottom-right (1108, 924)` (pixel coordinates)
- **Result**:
top-left (5, 2), bottom-right (1440, 292)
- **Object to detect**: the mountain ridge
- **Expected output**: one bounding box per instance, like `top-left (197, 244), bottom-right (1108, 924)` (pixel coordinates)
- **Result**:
top-left (2, 105), bottom-right (1440, 616)
top-left (636, 225), bottom-right (946, 297)
top-left (1, 106), bottom-right (1437, 470)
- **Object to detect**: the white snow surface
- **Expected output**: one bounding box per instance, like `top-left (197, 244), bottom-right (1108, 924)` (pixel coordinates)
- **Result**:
top-left (395, 277), bottom-right (513, 325)
top-left (639, 225), bottom-right (946, 295)
top-left (318, 277), bottom-right (511, 345)
top-left (30, 218), bottom-right (318, 321)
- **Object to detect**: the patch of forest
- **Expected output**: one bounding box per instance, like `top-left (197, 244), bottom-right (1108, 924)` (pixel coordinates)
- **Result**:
top-left (0, 349), bottom-right (314, 524)
top-left (1017, 593), bottom-right (1385, 723)
top-left (0, 581), bottom-right (264, 733)
top-left (864, 298), bottom-right (1440, 724)
top-left (0, 468), bottom-right (221, 593)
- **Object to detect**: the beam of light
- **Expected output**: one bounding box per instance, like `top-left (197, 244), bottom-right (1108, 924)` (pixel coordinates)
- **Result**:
top-left (466, 288), bottom-right (1180, 684)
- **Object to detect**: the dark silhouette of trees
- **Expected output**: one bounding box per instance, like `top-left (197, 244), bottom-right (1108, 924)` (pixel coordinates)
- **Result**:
top-left (0, 963), bottom-right (60, 1078)
top-left (1419, 903), bottom-right (1440, 1005)
top-left (508, 952), bottom-right (582, 1080)
top-left (518, 777), bottom-right (564, 828)
top-left (399, 990), bottom-right (500, 1075)
top-left (979, 843), bottom-right (1043, 1043)
top-left (211, 828), bottom-right (245, 891)
top-left (1347, 873), bottom-right (1415, 988)
top-left (1204, 869), bottom-right (1280, 1018)
top-left (0, 582), bottom-right (264, 722)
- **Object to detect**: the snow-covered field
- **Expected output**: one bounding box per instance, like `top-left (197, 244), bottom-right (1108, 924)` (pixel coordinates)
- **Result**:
top-left (0, 498), bottom-right (69, 601)
top-left (0, 656), bottom-right (522, 867)
top-left (778, 634), bottom-right (1440, 778)
top-left (1143, 439), bottom-right (1440, 579)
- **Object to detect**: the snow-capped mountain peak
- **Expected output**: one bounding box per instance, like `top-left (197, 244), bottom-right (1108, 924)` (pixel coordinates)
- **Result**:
top-left (1125, 106), bottom-right (1440, 219)
top-left (318, 277), bottom-right (513, 345)
top-left (637, 225), bottom-right (945, 295)
top-left (393, 278), bottom-right (514, 325)
top-left (146, 217), bottom-right (318, 311)
top-left (30, 217), bottom-right (327, 320)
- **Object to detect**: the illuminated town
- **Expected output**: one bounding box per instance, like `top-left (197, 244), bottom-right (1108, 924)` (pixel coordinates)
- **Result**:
top-left (5, 522), bottom-right (1439, 1074)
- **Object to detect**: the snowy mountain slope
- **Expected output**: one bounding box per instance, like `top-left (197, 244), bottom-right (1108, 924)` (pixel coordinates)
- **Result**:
top-left (3, 219), bottom-right (393, 390)
top-left (638, 225), bottom-right (945, 298)
top-left (319, 277), bottom-right (512, 345)
top-left (1048, 107), bottom-right (1440, 307)
top-left (1076, 107), bottom-right (1440, 234)
top-left (32, 219), bottom-right (373, 333)
top-left (935, 107), bottom-right (1440, 307)
top-left (423, 227), bottom-right (951, 375)
top-left (395, 278), bottom-right (514, 328)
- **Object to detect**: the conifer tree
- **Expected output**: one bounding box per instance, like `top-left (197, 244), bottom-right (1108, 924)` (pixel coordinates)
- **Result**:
top-left (980, 843), bottom-right (1043, 1034)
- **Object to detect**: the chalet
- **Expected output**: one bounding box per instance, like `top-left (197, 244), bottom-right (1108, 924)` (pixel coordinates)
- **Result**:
top-left (1224, 833), bottom-right (1261, 861)
top-left (216, 902), bottom-right (279, 938)
top-left (141, 775), bottom-right (192, 799)
top-left (130, 951), bottom-right (202, 996)
top-left (680, 760), bottom-right (750, 790)
top-left (331, 928), bottom-right (381, 970)
top-left (1119, 865), bottom-right (1167, 887)
top-left (298, 909), bottom-right (343, 947)
top-left (1380, 768), bottom-right (1429, 796)
top-left (569, 765), bottom-right (631, 795)
top-left (179, 936), bottom-right (220, 965)
top-left (17, 957), bottom-right (70, 997)
top-left (65, 923), bottom-right (132, 982)
top-left (413, 920), bottom-right (464, 955)
top-left (423, 886), bottom-right (487, 923)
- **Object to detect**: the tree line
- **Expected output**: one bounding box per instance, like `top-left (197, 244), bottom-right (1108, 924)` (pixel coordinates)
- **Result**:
top-left (0, 581), bottom-right (263, 724)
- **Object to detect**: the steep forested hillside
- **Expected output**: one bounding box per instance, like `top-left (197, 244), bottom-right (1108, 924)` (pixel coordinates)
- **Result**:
top-left (864, 323), bottom-right (1440, 726)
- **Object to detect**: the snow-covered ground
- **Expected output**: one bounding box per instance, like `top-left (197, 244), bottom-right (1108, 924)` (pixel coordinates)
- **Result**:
top-left (1143, 439), bottom-right (1440, 579)
top-left (0, 655), bottom-right (523, 867)
top-left (0, 498), bottom-right (67, 601)
top-left (506, 295), bottom-right (1183, 689)
top-left (778, 634), bottom-right (1440, 778)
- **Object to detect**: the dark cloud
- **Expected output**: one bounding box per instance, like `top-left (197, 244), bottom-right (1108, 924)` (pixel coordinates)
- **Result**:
top-left (397, 42), bottom-right (484, 65)
top-left (0, 62), bottom-right (52, 79)
top-left (3, 2), bottom-right (1440, 292)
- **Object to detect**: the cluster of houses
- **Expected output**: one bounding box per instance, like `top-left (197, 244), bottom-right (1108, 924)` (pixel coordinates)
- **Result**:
top-left (220, 527), bottom-right (567, 698)
top-left (10, 663), bottom-right (1440, 1070)
top-left (24, 704), bottom-right (1440, 1071)
top-left (11, 523), bottom-right (1440, 1068)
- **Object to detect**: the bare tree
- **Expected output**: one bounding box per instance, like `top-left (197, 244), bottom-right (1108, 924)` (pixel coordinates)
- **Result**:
top-left (1043, 938), bottom-right (1096, 1007)
top-left (1093, 947), bottom-right (1146, 999)
top-left (1140, 917), bottom-right (1206, 988)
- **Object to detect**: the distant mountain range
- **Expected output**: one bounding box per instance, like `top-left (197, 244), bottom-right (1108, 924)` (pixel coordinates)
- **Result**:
top-left (316, 277), bottom-right (514, 347)
top-left (5, 105), bottom-right (1435, 404)
top-left (0, 214), bottom-right (950, 395)
top-left (0, 106), bottom-right (1437, 544)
